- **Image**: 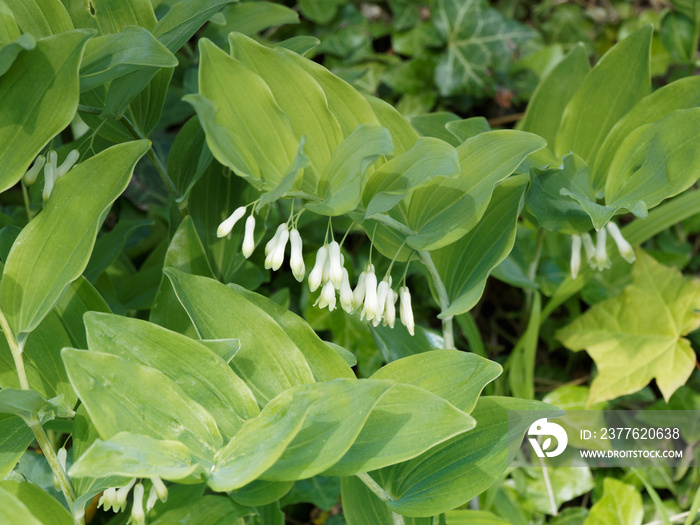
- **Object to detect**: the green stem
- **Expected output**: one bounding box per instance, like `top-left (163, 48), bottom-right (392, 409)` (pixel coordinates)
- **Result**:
top-left (371, 214), bottom-right (455, 348)
top-left (0, 307), bottom-right (81, 524)
top-left (524, 227), bottom-right (544, 314)
top-left (21, 184), bottom-right (34, 222)
top-left (356, 472), bottom-right (392, 502)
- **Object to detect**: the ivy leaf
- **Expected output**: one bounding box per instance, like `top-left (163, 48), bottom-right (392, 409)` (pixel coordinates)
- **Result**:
top-left (433, 0), bottom-right (535, 97)
top-left (557, 250), bottom-right (700, 406)
top-left (584, 478), bottom-right (643, 525)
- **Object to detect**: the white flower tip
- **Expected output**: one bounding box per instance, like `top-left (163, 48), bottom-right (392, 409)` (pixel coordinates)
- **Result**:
top-left (290, 229), bottom-right (305, 281)
top-left (399, 286), bottom-right (415, 336)
top-left (242, 215), bottom-right (256, 258)
top-left (23, 155), bottom-right (46, 186)
top-left (340, 268), bottom-right (354, 313)
top-left (570, 234), bottom-right (582, 280)
top-left (308, 245), bottom-right (329, 292)
top-left (606, 222), bottom-right (635, 264)
top-left (56, 149), bottom-right (80, 178)
top-left (217, 206), bottom-right (246, 238)
top-left (129, 483), bottom-right (145, 525)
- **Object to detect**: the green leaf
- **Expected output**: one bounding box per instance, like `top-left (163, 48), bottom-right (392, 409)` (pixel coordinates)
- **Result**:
top-left (0, 480), bottom-right (72, 525)
top-left (0, 414), bottom-right (34, 479)
top-left (583, 478), bottom-right (642, 525)
top-left (0, 29), bottom-right (92, 194)
top-left (0, 389), bottom-right (72, 423)
top-left (208, 2), bottom-right (298, 42)
top-left (81, 0), bottom-right (156, 33)
top-left (231, 479), bottom-right (294, 507)
top-left (556, 250), bottom-right (700, 405)
top-left (660, 11), bottom-right (695, 63)
top-left (1, 140), bottom-right (147, 333)
top-left (405, 130), bottom-right (545, 251)
top-left (79, 26), bottom-right (178, 92)
top-left (257, 138), bottom-right (311, 208)
top-left (84, 219), bottom-right (153, 282)
top-left (520, 43), bottom-right (590, 149)
top-left (85, 312), bottom-right (259, 438)
top-left (153, 0), bottom-right (236, 53)
top-left (604, 109), bottom-right (700, 212)
top-left (168, 117), bottom-right (213, 203)
top-left (299, 0), bottom-right (345, 24)
top-left (165, 269), bottom-right (315, 406)
top-left (228, 283), bottom-right (354, 382)
top-left (69, 432), bottom-right (199, 480)
top-left (363, 137), bottom-right (459, 219)
top-left (435, 175), bottom-right (527, 315)
top-left (0, 1), bottom-right (21, 45)
top-left (0, 33), bottom-right (35, 77)
top-left (445, 510), bottom-right (510, 524)
top-left (592, 76), bottom-right (700, 193)
top-left (364, 94), bottom-right (419, 155)
top-left (377, 396), bottom-right (561, 517)
top-left (370, 349), bottom-right (501, 413)
top-left (62, 348), bottom-right (223, 459)
top-left (306, 124), bottom-right (394, 215)
top-left (434, 0), bottom-right (535, 97)
top-left (340, 476), bottom-right (432, 525)
top-left (2, 0), bottom-right (72, 38)
top-left (555, 26), bottom-right (652, 165)
top-left (150, 495), bottom-right (253, 525)
top-left (280, 476), bottom-right (339, 511)
top-left (410, 112), bottom-right (461, 147)
top-left (445, 117), bottom-right (491, 142)
top-left (187, 38), bottom-right (298, 190)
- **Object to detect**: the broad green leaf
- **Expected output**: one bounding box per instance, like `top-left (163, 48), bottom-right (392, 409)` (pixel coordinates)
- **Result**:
top-left (322, 381), bottom-right (476, 476)
top-left (0, 33), bottom-right (35, 77)
top-left (0, 141), bottom-right (147, 336)
top-left (370, 350), bottom-right (501, 413)
top-left (86, 0), bottom-right (156, 33)
top-left (445, 510), bottom-right (509, 524)
top-left (2, 0), bottom-right (72, 37)
top-left (153, 0), bottom-right (236, 53)
top-left (299, 0), bottom-right (345, 24)
top-left (521, 460), bottom-right (594, 515)
top-left (363, 137), bottom-right (459, 219)
top-left (555, 26), bottom-right (652, 165)
top-left (150, 495), bottom-right (253, 525)
top-left (670, 0), bottom-right (700, 23)
top-left (228, 32), bottom-right (344, 187)
top-left (0, 486), bottom-right (43, 525)
top-left (592, 76), bottom-right (700, 193)
top-left (0, 480), bottom-right (71, 525)
top-left (80, 25), bottom-right (178, 92)
top-left (232, 479), bottom-right (294, 507)
top-left (165, 269), bottom-right (315, 406)
top-left (279, 476), bottom-right (339, 511)
top-left (341, 476), bottom-right (431, 525)
top-left (204, 2), bottom-right (298, 44)
top-left (69, 432), bottom-right (199, 480)
top-left (0, 277), bottom-right (109, 409)
top-left (274, 35), bottom-right (319, 55)
top-left (257, 138), bottom-right (311, 208)
top-left (305, 124), bottom-right (393, 215)
top-left (520, 43), bottom-right (590, 148)
top-left (377, 396), bottom-right (561, 517)
top-left (0, 414), bottom-right (33, 479)
top-left (0, 389), bottom-right (72, 422)
top-left (410, 112), bottom-right (462, 147)
top-left (0, 1), bottom-right (21, 45)
top-left (187, 38), bottom-right (298, 190)
top-left (62, 348), bottom-right (223, 459)
top-left (557, 250), bottom-right (700, 405)
top-left (0, 29), bottom-right (92, 194)
top-left (434, 175), bottom-right (527, 316)
top-left (434, 0), bottom-right (535, 97)
top-left (364, 94), bottom-right (419, 155)
top-left (604, 109), bottom-right (700, 212)
top-left (228, 283), bottom-right (354, 381)
top-left (660, 11), bottom-right (695, 63)
top-left (405, 130), bottom-right (545, 251)
top-left (85, 312), bottom-right (259, 437)
top-left (150, 217), bottom-right (215, 337)
top-left (371, 323), bottom-right (445, 362)
top-left (445, 117), bottom-right (490, 142)
top-left (84, 219), bottom-right (153, 282)
top-left (583, 478), bottom-right (642, 525)
top-left (168, 117), bottom-right (213, 204)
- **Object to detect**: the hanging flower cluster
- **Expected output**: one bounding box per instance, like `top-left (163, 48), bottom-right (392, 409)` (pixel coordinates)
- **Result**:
top-left (218, 206), bottom-right (416, 335)
top-left (23, 149), bottom-right (80, 202)
top-left (569, 221), bottom-right (635, 279)
top-left (97, 477), bottom-right (168, 525)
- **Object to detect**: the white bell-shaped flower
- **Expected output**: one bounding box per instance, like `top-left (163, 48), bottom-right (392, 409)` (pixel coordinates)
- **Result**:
top-left (327, 241), bottom-right (343, 289)
top-left (339, 268), bottom-right (354, 313)
top-left (217, 206), bottom-right (246, 238)
top-left (315, 280), bottom-right (337, 311)
top-left (570, 234), bottom-right (582, 279)
top-left (266, 226), bottom-right (289, 271)
top-left (606, 221), bottom-right (635, 263)
top-left (361, 270), bottom-right (379, 321)
top-left (289, 229), bottom-right (305, 281)
top-left (590, 228), bottom-right (610, 271)
top-left (399, 286), bottom-right (415, 336)
top-left (56, 149), bottom-right (79, 178)
top-left (308, 245), bottom-right (328, 292)
top-left (383, 290), bottom-right (398, 328)
top-left (372, 278), bottom-right (391, 327)
top-left (352, 268), bottom-right (368, 312)
top-left (128, 482), bottom-right (145, 525)
top-left (265, 223), bottom-right (287, 256)
top-left (114, 479), bottom-right (137, 513)
top-left (146, 476), bottom-right (168, 512)
top-left (42, 161), bottom-right (55, 203)
top-left (581, 232), bottom-right (595, 263)
top-left (242, 215), bottom-right (256, 258)
top-left (23, 155), bottom-right (46, 186)
top-left (98, 487), bottom-right (118, 512)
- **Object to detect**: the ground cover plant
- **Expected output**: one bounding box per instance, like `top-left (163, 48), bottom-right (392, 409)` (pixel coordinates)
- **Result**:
top-left (0, 0), bottom-right (699, 524)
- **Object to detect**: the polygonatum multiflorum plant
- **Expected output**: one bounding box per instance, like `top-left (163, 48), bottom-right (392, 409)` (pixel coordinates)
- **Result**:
top-left (0, 1), bottom-right (699, 525)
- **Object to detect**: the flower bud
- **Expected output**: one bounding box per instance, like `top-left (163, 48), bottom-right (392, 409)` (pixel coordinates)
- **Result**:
top-left (48, 150), bottom-right (58, 171)
top-left (23, 155), bottom-right (46, 186)
top-left (352, 270), bottom-right (367, 312)
top-left (590, 228), bottom-right (610, 271)
top-left (308, 245), bottom-right (328, 292)
top-left (98, 487), bottom-right (118, 512)
top-left (606, 221), bottom-right (635, 263)
top-left (217, 206), bottom-right (246, 238)
top-left (383, 290), bottom-right (398, 328)
top-left (42, 160), bottom-right (55, 203)
top-left (129, 483), bottom-right (145, 525)
top-left (581, 232), bottom-right (595, 263)
top-left (267, 226), bottom-right (289, 271)
top-left (115, 479), bottom-right (137, 513)
top-left (339, 268), bottom-right (354, 313)
top-left (242, 215), bottom-right (256, 258)
top-left (570, 234), bottom-right (582, 280)
top-left (289, 229), bottom-right (305, 281)
top-left (361, 270), bottom-right (379, 321)
top-left (54, 447), bottom-right (67, 491)
top-left (399, 286), bottom-right (415, 336)
top-left (327, 241), bottom-right (343, 289)
top-left (56, 149), bottom-right (79, 178)
top-left (315, 280), bottom-right (337, 311)
top-left (373, 278), bottom-right (390, 327)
